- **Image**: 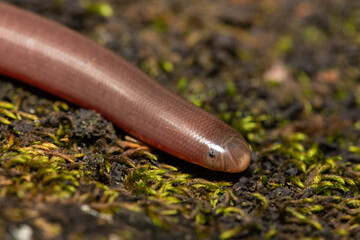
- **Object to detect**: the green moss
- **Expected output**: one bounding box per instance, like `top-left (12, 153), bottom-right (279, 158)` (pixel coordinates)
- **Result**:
top-left (160, 61), bottom-right (174, 73)
top-left (286, 207), bottom-right (323, 230)
top-left (304, 26), bottom-right (327, 44)
top-left (152, 15), bottom-right (168, 32)
top-left (275, 35), bottom-right (293, 54)
top-left (85, 3), bottom-right (113, 18)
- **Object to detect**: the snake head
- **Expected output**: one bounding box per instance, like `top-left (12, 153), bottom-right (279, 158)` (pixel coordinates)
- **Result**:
top-left (204, 133), bottom-right (251, 173)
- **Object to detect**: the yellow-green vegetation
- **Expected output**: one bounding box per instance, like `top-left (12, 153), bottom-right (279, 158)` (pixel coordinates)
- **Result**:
top-left (84, 2), bottom-right (113, 18)
top-left (0, 100), bottom-right (38, 125)
top-left (2, 91), bottom-right (360, 239)
top-left (0, 98), bottom-right (238, 237)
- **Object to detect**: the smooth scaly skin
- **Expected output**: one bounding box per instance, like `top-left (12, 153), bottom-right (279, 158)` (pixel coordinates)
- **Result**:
top-left (0, 2), bottom-right (250, 172)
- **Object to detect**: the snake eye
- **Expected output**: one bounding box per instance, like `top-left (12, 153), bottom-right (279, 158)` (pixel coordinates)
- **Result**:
top-left (209, 151), bottom-right (215, 158)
